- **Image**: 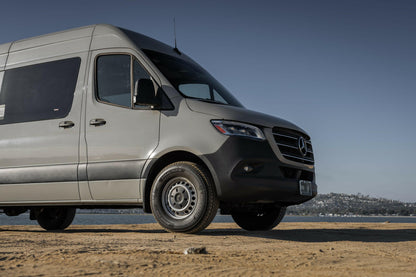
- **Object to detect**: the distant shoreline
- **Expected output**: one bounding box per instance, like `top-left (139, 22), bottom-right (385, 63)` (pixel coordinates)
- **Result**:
top-left (75, 211), bottom-right (416, 217)
top-left (2, 213), bottom-right (416, 226)
top-left (2, 210), bottom-right (415, 218)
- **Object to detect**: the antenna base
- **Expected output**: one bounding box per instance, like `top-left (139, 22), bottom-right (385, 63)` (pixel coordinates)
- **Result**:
top-left (173, 47), bottom-right (181, 55)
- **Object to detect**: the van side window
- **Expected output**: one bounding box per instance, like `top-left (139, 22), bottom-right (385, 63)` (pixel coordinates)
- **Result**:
top-left (0, 58), bottom-right (81, 125)
top-left (96, 55), bottom-right (131, 107)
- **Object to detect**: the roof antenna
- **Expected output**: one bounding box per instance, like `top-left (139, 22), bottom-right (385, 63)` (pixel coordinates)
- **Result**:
top-left (173, 17), bottom-right (181, 55)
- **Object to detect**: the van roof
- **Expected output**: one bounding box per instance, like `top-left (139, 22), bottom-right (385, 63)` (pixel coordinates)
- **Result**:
top-left (0, 24), bottom-right (178, 69)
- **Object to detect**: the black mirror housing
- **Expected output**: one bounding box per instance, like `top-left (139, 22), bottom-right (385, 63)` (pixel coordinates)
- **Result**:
top-left (134, 78), bottom-right (159, 107)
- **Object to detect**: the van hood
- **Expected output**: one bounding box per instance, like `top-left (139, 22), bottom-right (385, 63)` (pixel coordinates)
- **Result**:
top-left (185, 99), bottom-right (308, 135)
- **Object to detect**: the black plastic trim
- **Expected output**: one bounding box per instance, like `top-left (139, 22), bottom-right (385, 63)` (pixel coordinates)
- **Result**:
top-left (0, 160), bottom-right (145, 184)
top-left (86, 160), bottom-right (145, 181)
top-left (203, 136), bottom-right (317, 205)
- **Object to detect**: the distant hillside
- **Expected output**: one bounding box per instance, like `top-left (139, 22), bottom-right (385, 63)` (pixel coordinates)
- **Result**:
top-left (287, 193), bottom-right (416, 216)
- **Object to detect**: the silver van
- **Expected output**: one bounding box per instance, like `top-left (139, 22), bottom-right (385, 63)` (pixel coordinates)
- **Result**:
top-left (0, 24), bottom-right (317, 233)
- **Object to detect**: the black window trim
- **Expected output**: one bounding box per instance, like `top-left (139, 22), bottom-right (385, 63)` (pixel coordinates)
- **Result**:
top-left (94, 52), bottom-right (164, 111)
top-left (0, 70), bottom-right (4, 89)
top-left (0, 57), bottom-right (81, 125)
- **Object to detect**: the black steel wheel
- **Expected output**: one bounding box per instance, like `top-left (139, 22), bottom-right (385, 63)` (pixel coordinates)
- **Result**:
top-left (150, 162), bottom-right (219, 233)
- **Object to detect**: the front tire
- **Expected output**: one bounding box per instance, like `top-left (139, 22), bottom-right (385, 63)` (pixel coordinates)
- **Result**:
top-left (36, 207), bottom-right (76, 231)
top-left (150, 162), bottom-right (219, 233)
top-left (232, 207), bottom-right (286, 231)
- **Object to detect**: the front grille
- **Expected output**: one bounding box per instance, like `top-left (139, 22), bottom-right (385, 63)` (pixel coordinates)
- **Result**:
top-left (272, 127), bottom-right (314, 165)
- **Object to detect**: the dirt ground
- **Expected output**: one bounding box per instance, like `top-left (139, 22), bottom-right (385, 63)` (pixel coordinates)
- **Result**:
top-left (0, 222), bottom-right (415, 276)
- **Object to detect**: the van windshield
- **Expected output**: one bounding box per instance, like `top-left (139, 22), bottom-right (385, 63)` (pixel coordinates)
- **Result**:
top-left (142, 49), bottom-right (243, 107)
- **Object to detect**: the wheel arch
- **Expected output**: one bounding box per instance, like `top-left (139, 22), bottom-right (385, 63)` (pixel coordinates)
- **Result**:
top-left (141, 150), bottom-right (220, 213)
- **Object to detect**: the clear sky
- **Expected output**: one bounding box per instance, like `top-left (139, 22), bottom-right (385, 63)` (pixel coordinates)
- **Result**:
top-left (1, 0), bottom-right (415, 201)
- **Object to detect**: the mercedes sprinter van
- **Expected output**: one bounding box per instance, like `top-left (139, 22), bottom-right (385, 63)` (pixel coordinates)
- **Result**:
top-left (0, 25), bottom-right (317, 233)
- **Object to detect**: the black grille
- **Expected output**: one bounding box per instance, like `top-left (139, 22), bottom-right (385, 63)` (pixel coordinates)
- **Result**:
top-left (272, 127), bottom-right (314, 165)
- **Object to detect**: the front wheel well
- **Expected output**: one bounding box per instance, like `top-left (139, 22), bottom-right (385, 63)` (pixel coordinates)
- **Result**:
top-left (143, 151), bottom-right (215, 213)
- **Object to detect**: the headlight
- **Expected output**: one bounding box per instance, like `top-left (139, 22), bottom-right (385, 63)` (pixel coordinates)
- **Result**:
top-left (211, 120), bottom-right (265, 141)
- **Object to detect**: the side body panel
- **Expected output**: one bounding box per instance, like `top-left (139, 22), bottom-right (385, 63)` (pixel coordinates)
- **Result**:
top-left (142, 91), bottom-right (228, 195)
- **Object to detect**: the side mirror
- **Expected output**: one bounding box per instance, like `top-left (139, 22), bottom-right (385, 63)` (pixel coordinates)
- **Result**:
top-left (134, 79), bottom-right (159, 107)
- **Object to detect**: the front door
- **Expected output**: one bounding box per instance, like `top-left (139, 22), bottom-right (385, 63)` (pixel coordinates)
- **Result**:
top-left (85, 51), bottom-right (160, 201)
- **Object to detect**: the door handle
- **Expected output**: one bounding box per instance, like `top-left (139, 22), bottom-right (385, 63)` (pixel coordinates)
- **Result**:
top-left (59, 121), bottom-right (75, 129)
top-left (89, 118), bottom-right (106, 126)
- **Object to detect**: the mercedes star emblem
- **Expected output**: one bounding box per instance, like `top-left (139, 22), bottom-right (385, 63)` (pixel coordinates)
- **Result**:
top-left (298, 136), bottom-right (308, 157)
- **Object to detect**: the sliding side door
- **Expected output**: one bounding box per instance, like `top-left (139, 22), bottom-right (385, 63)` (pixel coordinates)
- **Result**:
top-left (0, 57), bottom-right (84, 203)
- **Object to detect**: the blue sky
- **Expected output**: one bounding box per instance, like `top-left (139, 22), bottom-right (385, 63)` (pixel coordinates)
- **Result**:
top-left (1, 0), bottom-right (415, 201)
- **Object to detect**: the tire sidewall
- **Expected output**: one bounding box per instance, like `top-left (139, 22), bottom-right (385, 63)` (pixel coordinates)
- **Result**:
top-left (37, 207), bottom-right (76, 231)
top-left (151, 163), bottom-right (210, 232)
top-left (232, 207), bottom-right (286, 231)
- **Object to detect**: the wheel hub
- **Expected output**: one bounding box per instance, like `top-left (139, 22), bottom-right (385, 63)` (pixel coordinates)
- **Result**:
top-left (162, 178), bottom-right (198, 219)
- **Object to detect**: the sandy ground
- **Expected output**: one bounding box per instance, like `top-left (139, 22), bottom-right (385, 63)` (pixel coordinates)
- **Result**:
top-left (0, 222), bottom-right (415, 276)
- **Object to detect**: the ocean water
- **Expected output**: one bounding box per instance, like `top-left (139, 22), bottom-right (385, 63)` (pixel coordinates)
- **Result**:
top-left (1, 213), bottom-right (416, 226)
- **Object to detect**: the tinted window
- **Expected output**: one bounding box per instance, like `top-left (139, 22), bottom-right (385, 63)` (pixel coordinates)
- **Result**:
top-left (141, 49), bottom-right (243, 107)
top-left (0, 58), bottom-right (81, 125)
top-left (96, 55), bottom-right (131, 107)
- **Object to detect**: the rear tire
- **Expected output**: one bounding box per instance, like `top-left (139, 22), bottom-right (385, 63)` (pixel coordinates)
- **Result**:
top-left (232, 207), bottom-right (286, 231)
top-left (150, 162), bottom-right (219, 233)
top-left (36, 207), bottom-right (76, 231)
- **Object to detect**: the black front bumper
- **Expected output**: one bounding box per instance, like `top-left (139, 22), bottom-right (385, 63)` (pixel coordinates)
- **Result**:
top-left (203, 136), bottom-right (317, 205)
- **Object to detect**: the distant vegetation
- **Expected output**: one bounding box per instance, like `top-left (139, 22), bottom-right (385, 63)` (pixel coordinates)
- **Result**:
top-left (287, 193), bottom-right (416, 216)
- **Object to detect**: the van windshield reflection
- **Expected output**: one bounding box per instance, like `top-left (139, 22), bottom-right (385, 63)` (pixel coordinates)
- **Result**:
top-left (142, 49), bottom-right (243, 107)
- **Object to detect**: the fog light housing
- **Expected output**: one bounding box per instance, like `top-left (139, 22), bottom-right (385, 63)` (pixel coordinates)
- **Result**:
top-left (243, 165), bottom-right (254, 173)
